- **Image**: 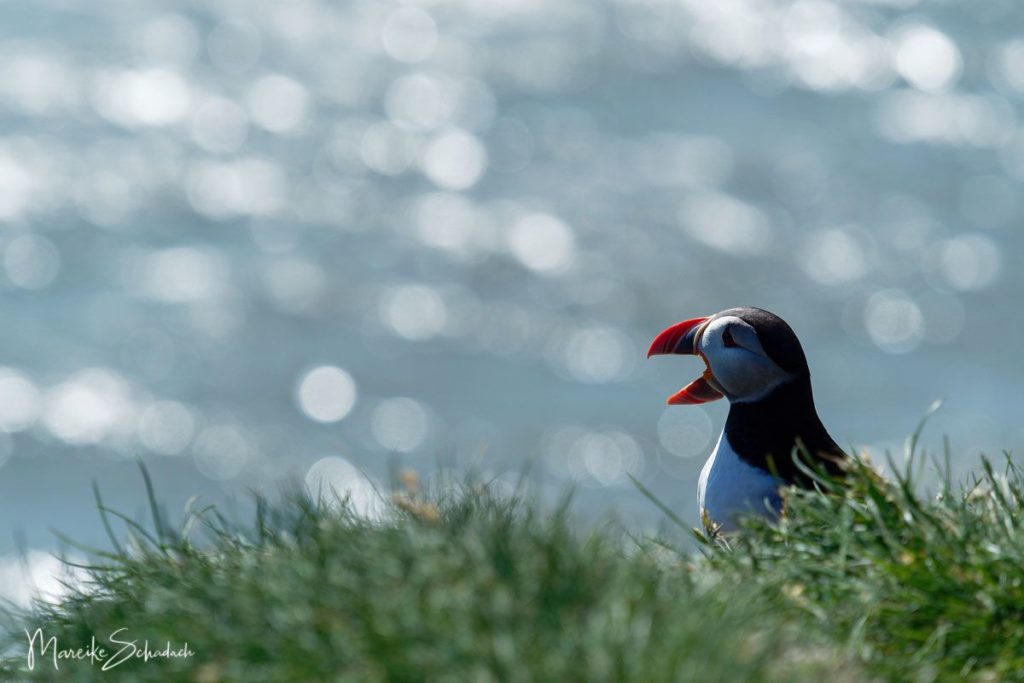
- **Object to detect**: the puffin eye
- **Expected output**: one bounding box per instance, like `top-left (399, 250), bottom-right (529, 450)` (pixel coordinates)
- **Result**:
top-left (722, 327), bottom-right (738, 348)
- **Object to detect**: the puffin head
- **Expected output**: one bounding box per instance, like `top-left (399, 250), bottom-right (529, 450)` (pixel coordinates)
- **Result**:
top-left (647, 307), bottom-right (809, 405)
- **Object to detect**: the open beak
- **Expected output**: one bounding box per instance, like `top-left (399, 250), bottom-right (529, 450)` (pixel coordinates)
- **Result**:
top-left (647, 316), bottom-right (725, 405)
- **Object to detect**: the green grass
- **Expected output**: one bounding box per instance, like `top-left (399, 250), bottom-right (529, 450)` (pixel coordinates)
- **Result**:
top-left (3, 440), bottom-right (1024, 682)
top-left (715, 449), bottom-right (1024, 682)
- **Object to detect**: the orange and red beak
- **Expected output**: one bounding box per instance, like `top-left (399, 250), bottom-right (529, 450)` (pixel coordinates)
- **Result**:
top-left (647, 316), bottom-right (725, 405)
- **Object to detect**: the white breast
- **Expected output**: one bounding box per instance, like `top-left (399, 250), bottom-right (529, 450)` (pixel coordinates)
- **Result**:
top-left (698, 432), bottom-right (783, 532)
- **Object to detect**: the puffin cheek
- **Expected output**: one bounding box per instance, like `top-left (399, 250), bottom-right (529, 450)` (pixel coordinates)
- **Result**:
top-left (712, 354), bottom-right (775, 399)
top-left (705, 353), bottom-right (743, 397)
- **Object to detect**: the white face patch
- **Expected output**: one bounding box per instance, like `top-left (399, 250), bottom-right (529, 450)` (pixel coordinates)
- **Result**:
top-left (698, 316), bottom-right (793, 403)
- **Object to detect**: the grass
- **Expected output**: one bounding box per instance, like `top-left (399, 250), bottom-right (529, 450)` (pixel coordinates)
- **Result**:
top-left (714, 450), bottom-right (1024, 682)
top-left (2, 437), bottom-right (1024, 682)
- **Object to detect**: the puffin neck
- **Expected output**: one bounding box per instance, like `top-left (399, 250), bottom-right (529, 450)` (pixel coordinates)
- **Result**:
top-left (722, 373), bottom-right (844, 485)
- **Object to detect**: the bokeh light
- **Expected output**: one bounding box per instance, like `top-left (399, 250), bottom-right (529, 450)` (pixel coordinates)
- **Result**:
top-left (371, 398), bottom-right (430, 453)
top-left (246, 74), bottom-right (310, 134)
top-left (192, 97), bottom-right (249, 154)
top-left (361, 122), bottom-right (417, 175)
top-left (544, 426), bottom-right (645, 487)
top-left (296, 366), bottom-right (358, 424)
top-left (931, 235), bottom-right (1002, 292)
top-left (137, 400), bottom-right (195, 455)
top-left (379, 285), bottom-right (448, 340)
top-left (135, 247), bottom-right (229, 302)
top-left (0, 550), bottom-right (85, 608)
top-left (4, 234), bottom-right (60, 289)
top-left (507, 213), bottom-right (576, 274)
top-left (42, 370), bottom-right (135, 446)
top-left (800, 229), bottom-right (870, 286)
top-left (679, 193), bottom-right (771, 256)
top-left (553, 325), bottom-right (635, 383)
top-left (193, 424), bottom-right (250, 480)
top-left (864, 290), bottom-right (925, 355)
top-left (567, 429), bottom-right (644, 487)
top-left (892, 25), bottom-right (962, 93)
top-left (657, 407), bottom-right (714, 460)
top-left (381, 8), bottom-right (438, 64)
top-left (421, 129), bottom-right (488, 190)
top-left (0, 369), bottom-right (41, 432)
top-left (305, 456), bottom-right (382, 518)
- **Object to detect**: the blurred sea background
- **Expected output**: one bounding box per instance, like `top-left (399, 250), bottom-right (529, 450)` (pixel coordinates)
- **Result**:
top-left (1, 0), bottom-right (1023, 603)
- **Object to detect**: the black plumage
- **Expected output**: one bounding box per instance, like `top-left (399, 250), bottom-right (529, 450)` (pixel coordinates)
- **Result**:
top-left (715, 307), bottom-right (846, 485)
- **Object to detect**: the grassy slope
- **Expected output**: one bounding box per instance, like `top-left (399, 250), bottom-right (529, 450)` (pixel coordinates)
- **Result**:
top-left (3, 447), bottom-right (1024, 682)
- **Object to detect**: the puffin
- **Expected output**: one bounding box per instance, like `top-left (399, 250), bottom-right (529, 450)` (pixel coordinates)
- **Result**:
top-left (647, 307), bottom-right (846, 532)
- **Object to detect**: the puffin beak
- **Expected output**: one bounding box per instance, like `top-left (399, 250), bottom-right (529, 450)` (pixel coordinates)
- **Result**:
top-left (647, 317), bottom-right (709, 358)
top-left (647, 316), bottom-right (725, 405)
